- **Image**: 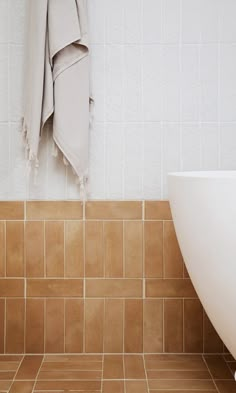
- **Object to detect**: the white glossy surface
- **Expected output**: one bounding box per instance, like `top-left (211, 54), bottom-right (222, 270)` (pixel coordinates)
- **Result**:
top-left (168, 170), bottom-right (236, 359)
top-left (2, 1), bottom-right (236, 199)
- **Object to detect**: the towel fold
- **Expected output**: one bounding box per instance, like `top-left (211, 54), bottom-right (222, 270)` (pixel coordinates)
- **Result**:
top-left (23, 0), bottom-right (91, 194)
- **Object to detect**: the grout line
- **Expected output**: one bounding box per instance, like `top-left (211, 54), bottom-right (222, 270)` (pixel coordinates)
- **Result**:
top-left (202, 354), bottom-right (221, 393)
top-left (143, 353), bottom-right (149, 393)
top-left (123, 353), bottom-right (126, 393)
top-left (32, 354), bottom-right (44, 393)
top-left (101, 352), bottom-right (104, 393)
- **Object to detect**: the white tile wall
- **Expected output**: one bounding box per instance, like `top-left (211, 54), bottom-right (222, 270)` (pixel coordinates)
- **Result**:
top-left (1, 0), bottom-right (236, 200)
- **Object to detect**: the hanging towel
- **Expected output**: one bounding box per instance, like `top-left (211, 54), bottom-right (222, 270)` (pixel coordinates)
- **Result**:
top-left (22, 0), bottom-right (91, 194)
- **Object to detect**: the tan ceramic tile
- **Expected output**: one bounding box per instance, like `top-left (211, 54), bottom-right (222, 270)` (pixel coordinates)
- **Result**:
top-left (85, 221), bottom-right (104, 277)
top-left (0, 355), bottom-right (22, 361)
top-left (38, 369), bottom-right (102, 379)
top-left (0, 361), bottom-right (19, 371)
top-left (0, 370), bottom-right (15, 380)
top-left (104, 299), bottom-right (123, 353)
top-left (124, 299), bottom-right (143, 353)
top-left (103, 380), bottom-right (124, 393)
top-left (144, 221), bottom-right (163, 278)
top-left (103, 355), bottom-right (124, 379)
top-left (85, 299), bottom-right (104, 353)
top-left (124, 355), bottom-right (146, 379)
top-left (104, 221), bottom-right (123, 277)
top-left (164, 221), bottom-right (183, 278)
top-left (45, 299), bottom-right (64, 353)
top-left (27, 278), bottom-right (83, 297)
top-left (25, 221), bottom-right (44, 277)
top-left (41, 360), bottom-right (102, 371)
top-left (0, 300), bottom-right (4, 353)
top-left (65, 299), bottom-right (83, 353)
top-left (86, 278), bottom-right (142, 297)
top-left (204, 313), bottom-right (224, 353)
top-left (6, 221), bottom-right (24, 277)
top-left (43, 354), bottom-right (102, 362)
top-left (184, 299), bottom-right (203, 353)
top-left (0, 222), bottom-right (5, 277)
top-left (6, 299), bottom-right (25, 353)
top-left (15, 355), bottom-right (43, 379)
top-left (45, 221), bottom-right (64, 277)
top-left (215, 380), bottom-right (236, 393)
top-left (126, 380), bottom-right (148, 393)
top-left (164, 299), bottom-right (183, 353)
top-left (8, 380), bottom-right (34, 393)
top-left (204, 355), bottom-right (234, 379)
top-left (144, 299), bottom-right (163, 353)
top-left (148, 379), bottom-right (215, 390)
top-left (146, 278), bottom-right (197, 297)
top-left (25, 299), bottom-right (44, 353)
top-left (124, 221), bottom-right (143, 278)
top-left (26, 201), bottom-right (83, 220)
top-left (0, 381), bottom-right (11, 391)
top-left (145, 201), bottom-right (172, 220)
top-left (0, 202), bottom-right (24, 220)
top-left (86, 201), bottom-right (142, 220)
top-left (0, 278), bottom-right (24, 297)
top-left (147, 369), bottom-right (211, 379)
top-left (65, 221), bottom-right (84, 277)
top-left (144, 354), bottom-right (208, 370)
top-left (35, 380), bottom-right (101, 391)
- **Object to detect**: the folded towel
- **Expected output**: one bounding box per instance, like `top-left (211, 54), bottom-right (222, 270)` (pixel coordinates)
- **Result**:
top-left (23, 0), bottom-right (91, 196)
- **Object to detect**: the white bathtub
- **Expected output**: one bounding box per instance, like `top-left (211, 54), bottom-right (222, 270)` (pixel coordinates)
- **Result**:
top-left (168, 171), bottom-right (236, 361)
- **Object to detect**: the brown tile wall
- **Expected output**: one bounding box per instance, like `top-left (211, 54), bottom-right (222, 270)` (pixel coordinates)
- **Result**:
top-left (0, 201), bottom-right (224, 354)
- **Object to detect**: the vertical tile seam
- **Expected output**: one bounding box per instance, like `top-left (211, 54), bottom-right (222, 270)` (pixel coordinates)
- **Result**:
top-left (32, 354), bottom-right (44, 392)
top-left (142, 352), bottom-right (149, 393)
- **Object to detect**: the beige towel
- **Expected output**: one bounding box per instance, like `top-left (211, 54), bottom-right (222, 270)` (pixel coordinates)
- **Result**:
top-left (23, 0), bottom-right (91, 194)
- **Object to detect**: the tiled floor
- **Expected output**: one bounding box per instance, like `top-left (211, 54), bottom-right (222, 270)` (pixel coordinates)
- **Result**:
top-left (0, 354), bottom-right (235, 393)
